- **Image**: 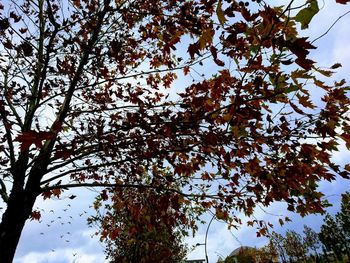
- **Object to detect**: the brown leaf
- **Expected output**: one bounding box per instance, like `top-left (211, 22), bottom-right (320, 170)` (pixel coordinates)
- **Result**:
top-left (10, 12), bottom-right (21, 23)
top-left (188, 42), bottom-right (200, 59)
top-left (30, 210), bottom-right (42, 221)
top-left (73, 0), bottom-right (81, 7)
top-left (0, 18), bottom-right (10, 30)
top-left (19, 42), bottom-right (33, 57)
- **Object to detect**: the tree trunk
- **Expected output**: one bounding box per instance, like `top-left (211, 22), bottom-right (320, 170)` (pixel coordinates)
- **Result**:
top-left (0, 187), bottom-right (36, 263)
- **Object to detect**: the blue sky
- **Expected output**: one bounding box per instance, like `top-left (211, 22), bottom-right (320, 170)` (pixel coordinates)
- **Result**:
top-left (12, 2), bottom-right (350, 263)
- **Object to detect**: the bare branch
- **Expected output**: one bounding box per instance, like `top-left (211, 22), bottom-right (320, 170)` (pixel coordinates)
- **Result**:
top-left (40, 182), bottom-right (221, 200)
top-left (312, 10), bottom-right (350, 44)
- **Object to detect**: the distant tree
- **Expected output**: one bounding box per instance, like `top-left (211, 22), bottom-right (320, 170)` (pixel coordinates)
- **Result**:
top-left (303, 225), bottom-right (321, 261)
top-left (89, 181), bottom-right (189, 263)
top-left (337, 192), bottom-right (350, 237)
top-left (335, 192), bottom-right (350, 259)
top-left (253, 241), bottom-right (279, 263)
top-left (231, 247), bottom-right (257, 263)
top-left (319, 214), bottom-right (345, 261)
top-left (284, 230), bottom-right (307, 263)
top-left (321, 246), bottom-right (331, 263)
top-left (270, 231), bottom-right (288, 263)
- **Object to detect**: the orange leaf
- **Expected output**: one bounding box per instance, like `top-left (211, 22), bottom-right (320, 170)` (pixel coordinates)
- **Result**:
top-left (73, 0), bottom-right (81, 7)
top-left (52, 188), bottom-right (61, 197)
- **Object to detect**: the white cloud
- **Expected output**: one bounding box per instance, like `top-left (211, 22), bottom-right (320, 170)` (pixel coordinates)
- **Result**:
top-left (15, 227), bottom-right (105, 263)
top-left (15, 247), bottom-right (105, 263)
top-left (14, 188), bottom-right (105, 262)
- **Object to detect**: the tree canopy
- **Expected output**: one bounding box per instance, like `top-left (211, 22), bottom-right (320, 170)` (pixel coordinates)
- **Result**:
top-left (1, 0), bottom-right (350, 261)
top-left (88, 171), bottom-right (189, 262)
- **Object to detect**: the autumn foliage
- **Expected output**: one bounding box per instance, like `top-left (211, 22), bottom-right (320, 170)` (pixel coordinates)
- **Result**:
top-left (89, 180), bottom-right (189, 262)
top-left (1, 0), bottom-right (350, 261)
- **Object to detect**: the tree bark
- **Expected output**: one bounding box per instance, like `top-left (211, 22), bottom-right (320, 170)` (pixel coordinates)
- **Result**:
top-left (0, 187), bottom-right (36, 263)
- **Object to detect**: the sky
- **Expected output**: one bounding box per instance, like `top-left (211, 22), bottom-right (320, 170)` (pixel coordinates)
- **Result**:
top-left (12, 1), bottom-right (350, 263)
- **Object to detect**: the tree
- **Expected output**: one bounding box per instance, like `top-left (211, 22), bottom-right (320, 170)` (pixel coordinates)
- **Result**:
top-left (224, 247), bottom-right (258, 263)
top-left (283, 230), bottom-right (307, 263)
top-left (270, 231), bottom-right (288, 263)
top-left (88, 177), bottom-right (189, 263)
top-left (335, 191), bottom-right (350, 259)
top-left (303, 225), bottom-right (321, 261)
top-left (253, 241), bottom-right (279, 263)
top-left (319, 214), bottom-right (345, 261)
top-left (1, 0), bottom-right (350, 261)
top-left (234, 247), bottom-right (256, 263)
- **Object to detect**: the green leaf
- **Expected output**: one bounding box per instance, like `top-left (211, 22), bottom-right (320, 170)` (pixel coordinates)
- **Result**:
top-left (295, 0), bottom-right (319, 29)
top-left (216, 0), bottom-right (227, 26)
top-left (314, 67), bottom-right (333, 77)
top-left (286, 84), bottom-right (299, 93)
top-left (198, 28), bottom-right (214, 49)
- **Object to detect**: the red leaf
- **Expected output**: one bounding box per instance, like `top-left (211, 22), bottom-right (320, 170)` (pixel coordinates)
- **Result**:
top-left (42, 191), bottom-right (53, 200)
top-left (100, 190), bottom-right (108, 201)
top-left (15, 130), bottom-right (55, 152)
top-left (336, 0), bottom-right (350, 4)
top-left (341, 133), bottom-right (350, 149)
top-left (183, 66), bottom-right (190, 75)
top-left (295, 57), bottom-right (315, 70)
top-left (188, 43), bottom-right (200, 59)
top-left (19, 28), bottom-right (28, 34)
top-left (3, 40), bottom-right (13, 49)
top-left (10, 12), bottom-right (21, 22)
top-left (73, 0), bottom-right (81, 7)
top-left (54, 149), bottom-right (72, 160)
top-left (30, 210), bottom-right (41, 221)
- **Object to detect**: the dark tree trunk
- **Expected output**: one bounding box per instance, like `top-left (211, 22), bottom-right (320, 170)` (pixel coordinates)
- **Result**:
top-left (0, 187), bottom-right (36, 263)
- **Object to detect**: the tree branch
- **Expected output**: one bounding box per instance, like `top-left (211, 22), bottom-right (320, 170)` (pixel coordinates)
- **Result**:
top-left (0, 101), bottom-right (16, 168)
top-left (25, 0), bottom-right (113, 193)
top-left (40, 158), bottom-right (134, 185)
top-left (0, 179), bottom-right (9, 203)
top-left (312, 10), bottom-right (350, 44)
top-left (40, 182), bottom-right (221, 200)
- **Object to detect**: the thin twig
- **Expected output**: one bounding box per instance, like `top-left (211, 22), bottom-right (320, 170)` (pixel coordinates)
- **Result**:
top-left (312, 10), bottom-right (350, 44)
